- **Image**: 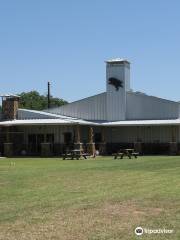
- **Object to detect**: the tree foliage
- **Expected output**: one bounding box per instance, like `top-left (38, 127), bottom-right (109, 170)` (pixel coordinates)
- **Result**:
top-left (18, 91), bottom-right (68, 110)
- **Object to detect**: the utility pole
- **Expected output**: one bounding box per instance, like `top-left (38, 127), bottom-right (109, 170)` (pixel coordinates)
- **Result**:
top-left (48, 81), bottom-right (51, 109)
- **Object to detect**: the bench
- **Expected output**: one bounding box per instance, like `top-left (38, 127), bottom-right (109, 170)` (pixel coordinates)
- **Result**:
top-left (62, 152), bottom-right (90, 160)
top-left (62, 153), bottom-right (74, 160)
top-left (114, 152), bottom-right (124, 159)
top-left (81, 153), bottom-right (90, 159)
top-left (113, 150), bottom-right (139, 159)
top-left (131, 152), bottom-right (139, 158)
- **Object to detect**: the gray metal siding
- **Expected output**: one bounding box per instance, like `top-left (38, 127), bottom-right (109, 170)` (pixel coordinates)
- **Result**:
top-left (18, 109), bottom-right (59, 120)
top-left (126, 92), bottom-right (180, 120)
top-left (18, 125), bottom-right (89, 144)
top-left (20, 125), bottom-right (73, 144)
top-left (46, 93), bottom-right (107, 121)
top-left (108, 126), bottom-right (178, 143)
top-left (106, 63), bottom-right (129, 121)
top-left (19, 125), bottom-right (180, 144)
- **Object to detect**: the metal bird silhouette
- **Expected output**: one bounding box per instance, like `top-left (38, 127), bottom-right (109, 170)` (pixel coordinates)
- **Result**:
top-left (108, 77), bottom-right (123, 91)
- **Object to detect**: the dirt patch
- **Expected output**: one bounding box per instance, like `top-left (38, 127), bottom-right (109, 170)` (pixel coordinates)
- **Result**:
top-left (0, 201), bottom-right (165, 240)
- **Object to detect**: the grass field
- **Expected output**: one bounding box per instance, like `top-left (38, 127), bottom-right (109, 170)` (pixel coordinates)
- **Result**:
top-left (0, 156), bottom-right (180, 240)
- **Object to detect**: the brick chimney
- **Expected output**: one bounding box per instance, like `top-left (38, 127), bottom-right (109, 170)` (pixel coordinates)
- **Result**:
top-left (1, 95), bottom-right (19, 120)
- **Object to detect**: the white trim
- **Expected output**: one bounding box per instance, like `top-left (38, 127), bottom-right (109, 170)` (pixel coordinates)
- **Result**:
top-left (1, 118), bottom-right (180, 127)
top-left (102, 119), bottom-right (180, 126)
top-left (0, 119), bottom-right (99, 126)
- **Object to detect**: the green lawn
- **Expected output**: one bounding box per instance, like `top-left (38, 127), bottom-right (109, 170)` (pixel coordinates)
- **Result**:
top-left (0, 156), bottom-right (180, 240)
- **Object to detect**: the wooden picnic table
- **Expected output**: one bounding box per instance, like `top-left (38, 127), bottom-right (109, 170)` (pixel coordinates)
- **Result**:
top-left (114, 148), bottom-right (139, 159)
top-left (63, 149), bottom-right (90, 160)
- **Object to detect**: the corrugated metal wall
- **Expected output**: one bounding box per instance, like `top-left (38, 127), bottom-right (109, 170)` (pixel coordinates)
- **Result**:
top-left (19, 125), bottom-right (74, 144)
top-left (46, 93), bottom-right (107, 120)
top-left (18, 125), bottom-right (91, 144)
top-left (107, 126), bottom-right (179, 143)
top-left (19, 91), bottom-right (180, 122)
top-left (18, 109), bottom-right (59, 120)
top-left (17, 125), bottom-right (180, 144)
top-left (106, 63), bottom-right (128, 121)
top-left (17, 58), bottom-right (180, 122)
top-left (126, 92), bottom-right (180, 120)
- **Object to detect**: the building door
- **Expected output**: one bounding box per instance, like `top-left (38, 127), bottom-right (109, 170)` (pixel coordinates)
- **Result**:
top-left (28, 134), bottom-right (44, 155)
top-left (46, 134), bottom-right (54, 154)
top-left (37, 134), bottom-right (44, 153)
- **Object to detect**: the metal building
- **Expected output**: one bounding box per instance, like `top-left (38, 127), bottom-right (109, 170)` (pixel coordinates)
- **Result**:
top-left (1, 58), bottom-right (180, 156)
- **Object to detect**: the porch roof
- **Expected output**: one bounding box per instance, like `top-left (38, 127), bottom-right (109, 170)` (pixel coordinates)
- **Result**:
top-left (1, 118), bottom-right (180, 127)
top-left (0, 118), bottom-right (99, 126)
top-left (102, 119), bottom-right (180, 126)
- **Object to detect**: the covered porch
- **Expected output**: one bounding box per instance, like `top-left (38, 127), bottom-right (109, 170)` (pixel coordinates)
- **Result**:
top-left (1, 119), bottom-right (180, 156)
top-left (0, 120), bottom-right (106, 157)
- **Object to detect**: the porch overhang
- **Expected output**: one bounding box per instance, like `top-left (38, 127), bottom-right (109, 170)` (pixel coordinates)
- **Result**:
top-left (0, 119), bottom-right (100, 127)
top-left (1, 118), bottom-right (180, 127)
top-left (102, 119), bottom-right (180, 127)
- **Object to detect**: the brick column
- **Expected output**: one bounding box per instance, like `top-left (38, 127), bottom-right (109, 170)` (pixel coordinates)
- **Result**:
top-left (74, 125), bottom-right (83, 151)
top-left (87, 127), bottom-right (95, 156)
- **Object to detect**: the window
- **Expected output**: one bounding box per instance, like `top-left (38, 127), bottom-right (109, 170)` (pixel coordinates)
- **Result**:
top-left (46, 134), bottom-right (54, 143)
top-left (63, 132), bottom-right (72, 144)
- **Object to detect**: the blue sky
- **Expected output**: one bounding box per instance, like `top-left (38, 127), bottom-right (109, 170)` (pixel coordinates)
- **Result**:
top-left (0, 0), bottom-right (180, 102)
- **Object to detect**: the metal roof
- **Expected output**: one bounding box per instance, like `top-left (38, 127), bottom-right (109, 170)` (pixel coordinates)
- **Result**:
top-left (0, 94), bottom-right (20, 98)
top-left (102, 119), bottom-right (180, 126)
top-left (18, 108), bottom-right (79, 120)
top-left (0, 118), bottom-right (99, 126)
top-left (1, 118), bottom-right (180, 127)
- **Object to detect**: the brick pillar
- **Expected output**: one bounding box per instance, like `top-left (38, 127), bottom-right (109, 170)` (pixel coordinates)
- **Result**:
top-left (74, 125), bottom-right (83, 151)
top-left (2, 97), bottom-right (19, 120)
top-left (41, 143), bottom-right (52, 157)
top-left (87, 127), bottom-right (95, 156)
top-left (169, 142), bottom-right (177, 155)
top-left (4, 143), bottom-right (13, 157)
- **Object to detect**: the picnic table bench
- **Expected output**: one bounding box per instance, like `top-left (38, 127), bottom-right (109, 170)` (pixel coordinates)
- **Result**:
top-left (63, 150), bottom-right (90, 160)
top-left (114, 149), bottom-right (139, 159)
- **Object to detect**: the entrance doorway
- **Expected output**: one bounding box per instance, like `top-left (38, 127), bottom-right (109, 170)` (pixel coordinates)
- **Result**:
top-left (28, 134), bottom-right (45, 155)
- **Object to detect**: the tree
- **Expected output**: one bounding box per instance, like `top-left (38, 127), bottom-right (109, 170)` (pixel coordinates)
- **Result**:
top-left (18, 91), bottom-right (68, 110)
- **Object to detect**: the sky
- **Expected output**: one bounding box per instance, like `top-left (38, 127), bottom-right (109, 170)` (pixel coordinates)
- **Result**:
top-left (0, 0), bottom-right (180, 102)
